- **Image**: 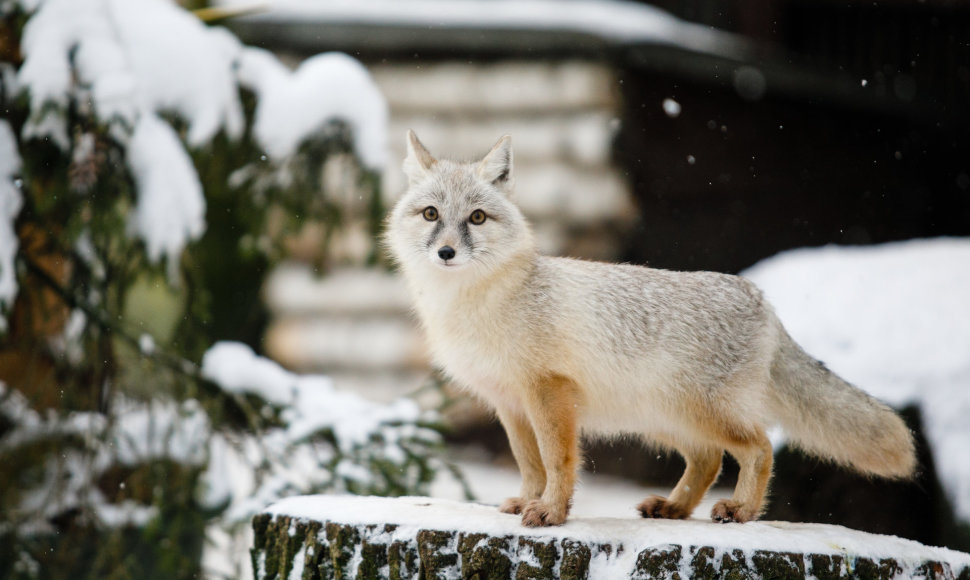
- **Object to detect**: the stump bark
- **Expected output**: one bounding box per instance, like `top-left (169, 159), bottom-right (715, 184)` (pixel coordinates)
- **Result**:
top-left (251, 496), bottom-right (970, 579)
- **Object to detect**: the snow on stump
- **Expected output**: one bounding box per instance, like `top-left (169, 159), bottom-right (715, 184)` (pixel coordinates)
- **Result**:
top-left (251, 496), bottom-right (970, 579)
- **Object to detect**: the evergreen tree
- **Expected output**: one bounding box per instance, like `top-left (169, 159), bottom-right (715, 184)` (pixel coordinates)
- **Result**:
top-left (0, 1), bottom-right (444, 577)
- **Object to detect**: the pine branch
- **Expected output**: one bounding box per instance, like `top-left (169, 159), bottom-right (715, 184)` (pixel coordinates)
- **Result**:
top-left (21, 252), bottom-right (199, 379)
top-left (17, 252), bottom-right (270, 429)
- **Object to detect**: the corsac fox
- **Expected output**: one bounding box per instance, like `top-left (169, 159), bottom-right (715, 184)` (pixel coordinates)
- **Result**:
top-left (385, 131), bottom-right (916, 527)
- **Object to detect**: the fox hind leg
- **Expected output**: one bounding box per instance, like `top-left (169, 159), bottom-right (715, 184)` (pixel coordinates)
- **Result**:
top-left (712, 431), bottom-right (773, 523)
top-left (639, 445), bottom-right (722, 520)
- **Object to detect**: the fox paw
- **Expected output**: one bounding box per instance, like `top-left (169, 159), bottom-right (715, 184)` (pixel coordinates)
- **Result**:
top-left (711, 500), bottom-right (759, 523)
top-left (637, 495), bottom-right (690, 520)
top-left (499, 497), bottom-right (527, 515)
top-left (521, 499), bottom-right (567, 527)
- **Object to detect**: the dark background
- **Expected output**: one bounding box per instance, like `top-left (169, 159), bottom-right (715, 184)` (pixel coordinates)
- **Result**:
top-left (617, 0), bottom-right (970, 273)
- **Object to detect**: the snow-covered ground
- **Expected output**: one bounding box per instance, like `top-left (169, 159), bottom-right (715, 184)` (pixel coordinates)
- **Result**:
top-left (742, 237), bottom-right (970, 524)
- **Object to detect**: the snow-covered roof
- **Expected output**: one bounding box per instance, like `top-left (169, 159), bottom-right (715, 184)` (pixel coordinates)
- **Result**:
top-left (213, 0), bottom-right (752, 59)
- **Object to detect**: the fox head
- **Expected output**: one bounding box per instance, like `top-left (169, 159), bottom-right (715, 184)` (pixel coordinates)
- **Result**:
top-left (386, 131), bottom-right (535, 280)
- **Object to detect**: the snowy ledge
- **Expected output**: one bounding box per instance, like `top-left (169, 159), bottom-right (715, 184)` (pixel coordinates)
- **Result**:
top-left (252, 496), bottom-right (970, 579)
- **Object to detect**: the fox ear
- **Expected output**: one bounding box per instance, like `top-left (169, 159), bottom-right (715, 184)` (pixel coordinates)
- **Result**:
top-left (477, 135), bottom-right (513, 192)
top-left (403, 130), bottom-right (436, 183)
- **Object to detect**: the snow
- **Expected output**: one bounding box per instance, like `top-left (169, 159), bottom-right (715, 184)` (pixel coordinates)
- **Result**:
top-left (264, 495), bottom-right (970, 572)
top-left (111, 398), bottom-right (211, 466)
top-left (199, 340), bottom-right (440, 526)
top-left (0, 119), bottom-right (21, 332)
top-left (335, 459), bottom-right (374, 486)
top-left (197, 342), bottom-right (443, 576)
top-left (287, 547), bottom-right (306, 580)
top-left (742, 238), bottom-right (970, 524)
top-left (126, 112), bottom-right (206, 275)
top-left (240, 50), bottom-right (388, 170)
top-left (0, 384), bottom-right (108, 453)
top-left (430, 455), bottom-right (729, 520)
top-left (107, 0), bottom-right (245, 146)
top-left (94, 500), bottom-right (158, 529)
top-left (214, 0), bottom-right (751, 60)
top-left (18, 0), bottom-right (244, 145)
top-left (16, 0), bottom-right (234, 272)
top-left (0, 384), bottom-right (208, 530)
top-left (201, 340), bottom-right (302, 406)
top-left (137, 333), bottom-right (155, 355)
top-left (15, 0), bottom-right (85, 146)
top-left (201, 341), bottom-right (426, 454)
top-left (662, 97), bottom-right (681, 118)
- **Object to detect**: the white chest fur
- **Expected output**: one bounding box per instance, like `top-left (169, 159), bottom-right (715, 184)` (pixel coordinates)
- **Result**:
top-left (414, 281), bottom-right (535, 409)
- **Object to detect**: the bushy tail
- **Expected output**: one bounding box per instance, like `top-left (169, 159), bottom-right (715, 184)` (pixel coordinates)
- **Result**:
top-left (768, 328), bottom-right (917, 479)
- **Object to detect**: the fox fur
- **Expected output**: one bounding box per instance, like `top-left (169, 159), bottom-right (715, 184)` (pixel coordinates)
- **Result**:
top-left (385, 131), bottom-right (917, 527)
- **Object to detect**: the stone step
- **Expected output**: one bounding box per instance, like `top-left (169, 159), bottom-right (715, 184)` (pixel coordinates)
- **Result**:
top-left (386, 112), bottom-right (620, 167)
top-left (370, 60), bottom-right (618, 114)
top-left (325, 370), bottom-right (435, 405)
top-left (264, 264), bottom-right (411, 316)
top-left (262, 265), bottom-right (423, 374)
top-left (265, 314), bottom-right (426, 372)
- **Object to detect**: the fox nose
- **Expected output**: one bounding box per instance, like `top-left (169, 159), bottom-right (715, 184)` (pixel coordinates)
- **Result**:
top-left (438, 246), bottom-right (456, 261)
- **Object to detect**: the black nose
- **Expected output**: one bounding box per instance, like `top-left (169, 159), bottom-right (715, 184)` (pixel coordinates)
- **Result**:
top-left (438, 246), bottom-right (456, 261)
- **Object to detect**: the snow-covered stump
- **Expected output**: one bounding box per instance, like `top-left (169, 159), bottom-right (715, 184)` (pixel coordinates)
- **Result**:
top-left (251, 496), bottom-right (970, 579)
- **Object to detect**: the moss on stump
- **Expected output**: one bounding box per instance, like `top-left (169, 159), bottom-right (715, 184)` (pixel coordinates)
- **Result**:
top-left (252, 496), bottom-right (970, 580)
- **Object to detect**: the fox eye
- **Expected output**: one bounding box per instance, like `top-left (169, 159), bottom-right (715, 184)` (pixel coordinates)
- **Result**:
top-left (422, 206), bottom-right (438, 221)
top-left (469, 209), bottom-right (487, 225)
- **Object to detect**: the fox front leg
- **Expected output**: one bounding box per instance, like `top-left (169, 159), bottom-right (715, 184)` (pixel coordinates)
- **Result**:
top-left (517, 374), bottom-right (582, 527)
top-left (496, 407), bottom-right (546, 515)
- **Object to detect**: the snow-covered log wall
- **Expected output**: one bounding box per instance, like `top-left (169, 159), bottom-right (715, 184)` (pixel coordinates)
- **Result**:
top-left (252, 496), bottom-right (970, 579)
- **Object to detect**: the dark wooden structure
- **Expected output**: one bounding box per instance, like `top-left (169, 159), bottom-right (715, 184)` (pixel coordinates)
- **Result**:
top-left (618, 0), bottom-right (970, 272)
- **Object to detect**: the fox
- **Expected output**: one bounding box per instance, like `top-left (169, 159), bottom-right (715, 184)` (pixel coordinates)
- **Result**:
top-left (385, 130), bottom-right (917, 527)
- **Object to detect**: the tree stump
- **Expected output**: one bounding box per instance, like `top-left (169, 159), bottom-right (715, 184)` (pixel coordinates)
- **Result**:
top-left (251, 496), bottom-right (970, 579)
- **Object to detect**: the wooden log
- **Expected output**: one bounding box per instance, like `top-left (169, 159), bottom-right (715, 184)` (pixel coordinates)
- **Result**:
top-left (252, 496), bottom-right (970, 580)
